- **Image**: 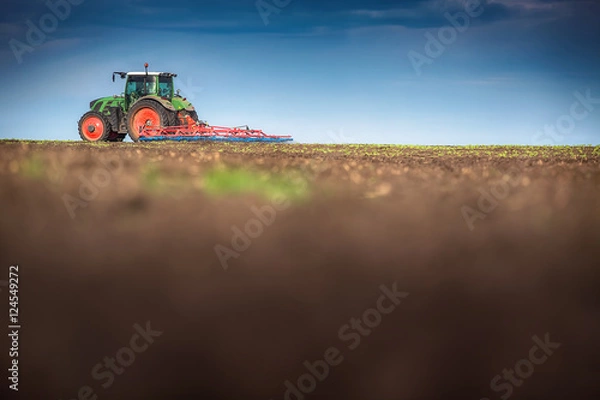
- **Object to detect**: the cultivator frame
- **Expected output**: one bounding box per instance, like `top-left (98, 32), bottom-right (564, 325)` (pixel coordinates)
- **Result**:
top-left (139, 123), bottom-right (293, 143)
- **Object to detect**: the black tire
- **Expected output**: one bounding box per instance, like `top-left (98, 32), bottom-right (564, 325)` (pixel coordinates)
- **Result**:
top-left (126, 99), bottom-right (176, 142)
top-left (167, 110), bottom-right (181, 127)
top-left (78, 111), bottom-right (111, 142)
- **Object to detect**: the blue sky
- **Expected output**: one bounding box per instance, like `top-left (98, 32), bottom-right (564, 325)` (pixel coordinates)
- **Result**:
top-left (0, 0), bottom-right (599, 144)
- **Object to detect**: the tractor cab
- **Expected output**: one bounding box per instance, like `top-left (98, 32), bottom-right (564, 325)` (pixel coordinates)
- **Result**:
top-left (112, 63), bottom-right (178, 107)
top-left (123, 72), bottom-right (177, 107)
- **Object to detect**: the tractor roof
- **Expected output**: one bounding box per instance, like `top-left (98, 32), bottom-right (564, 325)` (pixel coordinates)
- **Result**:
top-left (112, 65), bottom-right (177, 81)
top-left (127, 72), bottom-right (177, 77)
top-left (128, 72), bottom-right (160, 76)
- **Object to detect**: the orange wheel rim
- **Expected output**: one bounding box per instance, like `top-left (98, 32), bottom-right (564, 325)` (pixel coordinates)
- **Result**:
top-left (133, 108), bottom-right (160, 134)
top-left (82, 116), bottom-right (104, 140)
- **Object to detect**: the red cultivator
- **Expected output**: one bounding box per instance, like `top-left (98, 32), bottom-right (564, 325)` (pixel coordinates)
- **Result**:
top-left (139, 123), bottom-right (293, 143)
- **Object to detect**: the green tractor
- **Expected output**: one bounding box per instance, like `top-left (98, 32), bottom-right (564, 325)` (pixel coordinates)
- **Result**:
top-left (78, 63), bottom-right (198, 142)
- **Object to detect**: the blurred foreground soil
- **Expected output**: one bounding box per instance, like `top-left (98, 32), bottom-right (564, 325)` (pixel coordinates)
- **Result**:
top-left (0, 141), bottom-right (599, 400)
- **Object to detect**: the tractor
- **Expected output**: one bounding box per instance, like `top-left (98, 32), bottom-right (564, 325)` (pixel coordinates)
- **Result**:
top-left (78, 63), bottom-right (198, 142)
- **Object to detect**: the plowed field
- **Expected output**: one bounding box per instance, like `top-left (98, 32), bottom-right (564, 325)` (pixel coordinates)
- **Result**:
top-left (1, 141), bottom-right (599, 400)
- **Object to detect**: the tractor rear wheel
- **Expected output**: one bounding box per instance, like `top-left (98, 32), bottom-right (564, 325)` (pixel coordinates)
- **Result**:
top-left (127, 99), bottom-right (174, 142)
top-left (78, 111), bottom-right (111, 142)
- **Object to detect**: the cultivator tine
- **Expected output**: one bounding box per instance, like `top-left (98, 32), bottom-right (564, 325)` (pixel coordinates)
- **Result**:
top-left (139, 123), bottom-right (293, 143)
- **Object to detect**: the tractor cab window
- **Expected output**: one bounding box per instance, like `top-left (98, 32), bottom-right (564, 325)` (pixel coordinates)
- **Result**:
top-left (125, 75), bottom-right (157, 97)
top-left (158, 76), bottom-right (174, 98)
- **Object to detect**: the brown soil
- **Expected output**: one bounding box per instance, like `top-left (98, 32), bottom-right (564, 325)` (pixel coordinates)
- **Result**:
top-left (0, 141), bottom-right (599, 400)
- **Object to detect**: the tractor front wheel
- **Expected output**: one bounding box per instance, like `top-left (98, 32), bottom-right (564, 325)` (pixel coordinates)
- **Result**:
top-left (127, 100), bottom-right (174, 142)
top-left (78, 111), bottom-right (111, 142)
